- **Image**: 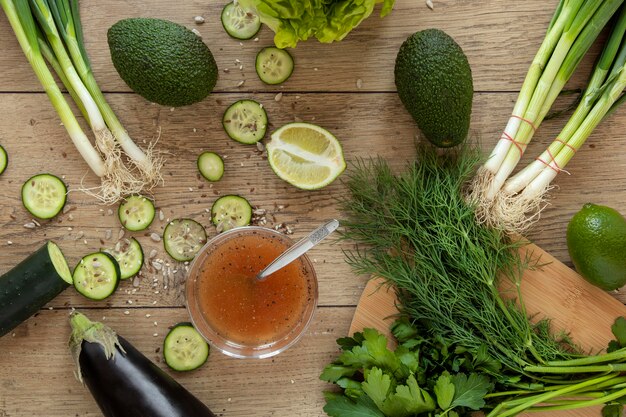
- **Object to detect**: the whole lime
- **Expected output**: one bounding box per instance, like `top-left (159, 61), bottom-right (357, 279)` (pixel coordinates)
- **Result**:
top-left (567, 203), bottom-right (626, 291)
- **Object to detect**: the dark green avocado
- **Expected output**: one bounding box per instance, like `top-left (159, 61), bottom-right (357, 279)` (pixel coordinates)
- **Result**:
top-left (108, 18), bottom-right (218, 107)
top-left (395, 29), bottom-right (473, 148)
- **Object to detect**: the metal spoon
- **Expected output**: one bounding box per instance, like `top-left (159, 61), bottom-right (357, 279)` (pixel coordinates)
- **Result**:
top-left (256, 219), bottom-right (340, 281)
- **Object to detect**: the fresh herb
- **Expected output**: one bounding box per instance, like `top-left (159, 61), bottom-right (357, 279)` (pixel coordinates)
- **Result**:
top-left (322, 321), bottom-right (493, 417)
top-left (323, 144), bottom-right (626, 416)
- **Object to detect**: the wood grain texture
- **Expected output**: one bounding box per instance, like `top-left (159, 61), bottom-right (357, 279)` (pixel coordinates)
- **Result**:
top-left (1, 0), bottom-right (626, 416)
top-left (0, 0), bottom-right (598, 93)
top-left (349, 242), bottom-right (626, 417)
top-left (0, 307), bottom-right (351, 417)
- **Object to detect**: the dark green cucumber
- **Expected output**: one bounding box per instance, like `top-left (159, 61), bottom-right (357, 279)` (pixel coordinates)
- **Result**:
top-left (0, 241), bottom-right (72, 337)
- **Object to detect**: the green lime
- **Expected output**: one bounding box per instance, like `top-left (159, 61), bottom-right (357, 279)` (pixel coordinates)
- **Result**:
top-left (266, 123), bottom-right (346, 190)
top-left (567, 203), bottom-right (626, 291)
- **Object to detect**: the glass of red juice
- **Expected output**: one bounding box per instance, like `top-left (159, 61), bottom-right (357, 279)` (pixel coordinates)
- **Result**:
top-left (186, 226), bottom-right (318, 358)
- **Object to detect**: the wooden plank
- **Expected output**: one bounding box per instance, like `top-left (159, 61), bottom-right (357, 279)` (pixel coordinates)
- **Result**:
top-left (0, 0), bottom-right (598, 93)
top-left (0, 92), bottom-right (625, 309)
top-left (0, 306), bottom-right (351, 417)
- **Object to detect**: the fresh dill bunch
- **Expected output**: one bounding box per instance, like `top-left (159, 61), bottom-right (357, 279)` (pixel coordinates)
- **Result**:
top-left (340, 145), bottom-right (577, 379)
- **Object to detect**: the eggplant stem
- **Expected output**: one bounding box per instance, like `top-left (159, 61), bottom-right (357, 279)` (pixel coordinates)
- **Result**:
top-left (68, 311), bottom-right (124, 383)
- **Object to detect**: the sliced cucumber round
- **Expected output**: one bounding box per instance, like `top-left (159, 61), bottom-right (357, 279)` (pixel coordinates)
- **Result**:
top-left (197, 152), bottom-right (224, 182)
top-left (211, 195), bottom-right (252, 232)
top-left (163, 322), bottom-right (210, 371)
top-left (73, 252), bottom-right (120, 300)
top-left (21, 173), bottom-right (67, 219)
top-left (118, 195), bottom-right (155, 231)
top-left (222, 100), bottom-right (268, 145)
top-left (221, 2), bottom-right (261, 40)
top-left (0, 144), bottom-right (7, 176)
top-left (103, 237), bottom-right (144, 280)
top-left (255, 47), bottom-right (294, 85)
top-left (163, 219), bottom-right (207, 262)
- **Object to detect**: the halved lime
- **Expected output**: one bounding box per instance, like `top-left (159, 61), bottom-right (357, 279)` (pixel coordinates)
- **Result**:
top-left (266, 123), bottom-right (346, 190)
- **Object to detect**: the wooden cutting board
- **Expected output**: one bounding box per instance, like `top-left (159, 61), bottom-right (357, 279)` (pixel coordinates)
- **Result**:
top-left (349, 243), bottom-right (626, 417)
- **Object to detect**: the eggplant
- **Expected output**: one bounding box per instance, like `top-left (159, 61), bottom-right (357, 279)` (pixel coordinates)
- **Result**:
top-left (69, 312), bottom-right (216, 417)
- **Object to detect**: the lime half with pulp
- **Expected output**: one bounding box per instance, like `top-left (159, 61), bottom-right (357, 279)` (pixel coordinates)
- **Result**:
top-left (266, 123), bottom-right (346, 190)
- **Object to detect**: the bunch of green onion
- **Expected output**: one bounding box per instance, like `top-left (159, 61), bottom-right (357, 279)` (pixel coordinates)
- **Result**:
top-left (470, 0), bottom-right (626, 232)
top-left (1, 0), bottom-right (162, 203)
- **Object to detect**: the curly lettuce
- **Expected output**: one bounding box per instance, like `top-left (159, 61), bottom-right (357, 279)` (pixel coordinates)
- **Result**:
top-left (237, 0), bottom-right (395, 48)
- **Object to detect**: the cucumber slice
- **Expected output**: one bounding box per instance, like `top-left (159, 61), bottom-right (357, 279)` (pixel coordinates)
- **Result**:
top-left (47, 241), bottom-right (73, 285)
top-left (118, 195), bottom-right (155, 231)
top-left (0, 144), bottom-right (7, 176)
top-left (197, 152), bottom-right (224, 182)
top-left (163, 322), bottom-right (209, 371)
top-left (211, 195), bottom-right (252, 232)
top-left (163, 219), bottom-right (207, 262)
top-left (21, 173), bottom-right (67, 219)
top-left (255, 47), bottom-right (294, 85)
top-left (103, 237), bottom-right (144, 280)
top-left (222, 100), bottom-right (268, 144)
top-left (221, 2), bottom-right (261, 40)
top-left (73, 252), bottom-right (121, 300)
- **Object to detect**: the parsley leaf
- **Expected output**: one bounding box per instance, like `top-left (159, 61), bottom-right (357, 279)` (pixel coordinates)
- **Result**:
top-left (382, 373), bottom-right (435, 416)
top-left (449, 373), bottom-right (493, 410)
top-left (434, 372), bottom-right (455, 410)
top-left (320, 364), bottom-right (358, 383)
top-left (339, 328), bottom-right (400, 372)
top-left (323, 392), bottom-right (384, 417)
top-left (362, 367), bottom-right (391, 410)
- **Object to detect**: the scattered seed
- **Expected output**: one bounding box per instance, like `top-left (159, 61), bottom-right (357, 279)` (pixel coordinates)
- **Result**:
top-left (153, 333), bottom-right (159, 337)
top-left (159, 210), bottom-right (165, 221)
top-left (7, 240), bottom-right (12, 245)
top-left (274, 92), bottom-right (283, 102)
top-left (223, 68), bottom-right (230, 73)
top-left (239, 64), bottom-right (243, 70)
top-left (149, 249), bottom-right (158, 259)
top-left (194, 15), bottom-right (205, 24)
top-left (132, 276), bottom-right (141, 287)
top-left (154, 321), bottom-right (158, 326)
top-left (152, 300), bottom-right (157, 305)
top-left (152, 261), bottom-right (163, 271)
top-left (236, 80), bottom-right (245, 87)
top-left (150, 233), bottom-right (161, 242)
top-left (235, 58), bottom-right (241, 64)
top-left (31, 219), bottom-right (41, 227)
top-left (191, 28), bottom-right (202, 38)
top-left (356, 78), bottom-right (363, 89)
top-left (23, 222), bottom-right (36, 229)
top-left (426, 0), bottom-right (434, 9)
top-left (253, 37), bottom-right (259, 42)
top-left (146, 314), bottom-right (151, 318)
top-left (118, 229), bottom-right (125, 240)
top-left (124, 310), bottom-right (130, 315)
top-left (107, 209), bottom-right (114, 216)
top-left (256, 142), bottom-right (265, 152)
top-left (76, 231), bottom-right (85, 239)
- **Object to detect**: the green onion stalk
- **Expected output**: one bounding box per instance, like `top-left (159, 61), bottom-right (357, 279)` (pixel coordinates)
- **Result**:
top-left (494, 6), bottom-right (626, 231)
top-left (0, 0), bottom-right (106, 179)
top-left (469, 0), bottom-right (624, 229)
top-left (49, 0), bottom-right (163, 186)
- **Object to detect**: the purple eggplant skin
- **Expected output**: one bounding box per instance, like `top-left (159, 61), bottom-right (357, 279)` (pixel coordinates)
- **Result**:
top-left (79, 335), bottom-right (216, 417)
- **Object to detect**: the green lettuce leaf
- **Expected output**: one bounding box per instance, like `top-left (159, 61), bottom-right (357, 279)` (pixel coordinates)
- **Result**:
top-left (237, 0), bottom-right (396, 48)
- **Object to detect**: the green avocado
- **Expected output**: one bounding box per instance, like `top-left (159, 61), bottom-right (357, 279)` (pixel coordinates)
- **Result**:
top-left (108, 18), bottom-right (218, 107)
top-left (394, 29), bottom-right (473, 148)
top-left (567, 203), bottom-right (626, 291)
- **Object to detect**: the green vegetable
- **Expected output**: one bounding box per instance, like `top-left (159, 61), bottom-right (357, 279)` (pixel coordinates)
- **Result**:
top-left (321, 322), bottom-right (493, 417)
top-left (330, 144), bottom-right (626, 416)
top-left (1, 0), bottom-right (160, 203)
top-left (108, 18), bottom-right (218, 107)
top-left (394, 29), bottom-right (473, 148)
top-left (567, 203), bottom-right (626, 291)
top-left (471, 0), bottom-right (625, 230)
top-left (237, 0), bottom-right (395, 48)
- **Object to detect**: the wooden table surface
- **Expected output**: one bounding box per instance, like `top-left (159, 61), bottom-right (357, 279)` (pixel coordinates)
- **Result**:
top-left (1, 1), bottom-right (626, 416)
